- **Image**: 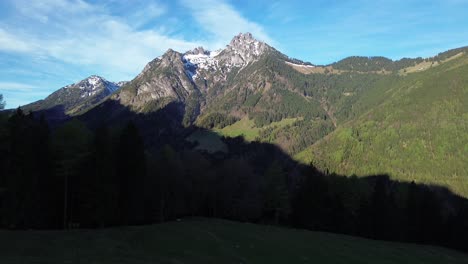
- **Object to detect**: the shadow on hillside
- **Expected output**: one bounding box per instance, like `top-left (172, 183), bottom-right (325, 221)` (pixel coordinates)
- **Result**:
top-left (3, 105), bottom-right (71, 128)
top-left (13, 99), bottom-right (468, 252)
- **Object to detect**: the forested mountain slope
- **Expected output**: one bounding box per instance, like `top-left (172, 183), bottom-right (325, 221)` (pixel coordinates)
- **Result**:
top-left (13, 33), bottom-right (468, 196)
top-left (297, 52), bottom-right (468, 195)
top-left (2, 33), bottom-right (468, 255)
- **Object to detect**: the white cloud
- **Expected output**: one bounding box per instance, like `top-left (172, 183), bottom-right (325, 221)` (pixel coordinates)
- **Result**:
top-left (180, 0), bottom-right (275, 49)
top-left (0, 29), bottom-right (35, 53)
top-left (0, 0), bottom-right (274, 90)
top-left (13, 0), bottom-right (93, 23)
top-left (125, 2), bottom-right (168, 28)
top-left (0, 82), bottom-right (36, 92)
top-left (1, 0), bottom-right (201, 81)
top-left (0, 82), bottom-right (49, 108)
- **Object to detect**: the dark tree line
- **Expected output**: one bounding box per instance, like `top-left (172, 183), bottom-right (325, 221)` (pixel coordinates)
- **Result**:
top-left (330, 46), bottom-right (468, 73)
top-left (1, 108), bottom-right (468, 253)
top-left (198, 112), bottom-right (239, 129)
top-left (331, 56), bottom-right (425, 72)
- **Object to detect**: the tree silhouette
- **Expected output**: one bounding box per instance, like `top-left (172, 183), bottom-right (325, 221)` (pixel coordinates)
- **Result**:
top-left (116, 122), bottom-right (146, 225)
top-left (0, 94), bottom-right (5, 109)
top-left (263, 162), bottom-right (290, 224)
top-left (1, 103), bottom-right (468, 253)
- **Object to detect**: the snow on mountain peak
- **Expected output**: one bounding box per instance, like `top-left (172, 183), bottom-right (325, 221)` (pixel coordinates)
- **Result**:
top-left (183, 48), bottom-right (221, 80)
top-left (181, 33), bottom-right (268, 81)
top-left (87, 75), bottom-right (102, 86)
top-left (69, 75), bottom-right (122, 98)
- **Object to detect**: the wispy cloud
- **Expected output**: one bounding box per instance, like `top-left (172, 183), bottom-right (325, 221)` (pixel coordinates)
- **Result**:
top-left (1, 0), bottom-right (200, 81)
top-left (180, 0), bottom-right (275, 49)
top-left (0, 82), bottom-right (36, 92)
top-left (122, 1), bottom-right (168, 29)
top-left (0, 82), bottom-right (50, 108)
top-left (0, 29), bottom-right (35, 53)
top-left (12, 0), bottom-right (93, 23)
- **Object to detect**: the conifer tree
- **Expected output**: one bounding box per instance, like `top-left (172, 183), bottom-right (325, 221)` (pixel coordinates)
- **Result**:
top-left (116, 122), bottom-right (146, 225)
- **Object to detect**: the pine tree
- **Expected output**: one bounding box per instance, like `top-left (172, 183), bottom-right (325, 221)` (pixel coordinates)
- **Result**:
top-left (93, 125), bottom-right (118, 227)
top-left (0, 94), bottom-right (5, 109)
top-left (116, 122), bottom-right (146, 225)
top-left (53, 119), bottom-right (92, 228)
top-left (370, 176), bottom-right (389, 239)
top-left (263, 162), bottom-right (290, 224)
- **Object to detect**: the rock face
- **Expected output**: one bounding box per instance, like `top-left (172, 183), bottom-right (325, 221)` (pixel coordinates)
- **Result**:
top-left (25, 33), bottom-right (301, 126)
top-left (112, 33), bottom-right (275, 115)
top-left (221, 32), bottom-right (270, 67)
top-left (24, 75), bottom-right (124, 115)
top-left (23, 33), bottom-right (302, 127)
top-left (74, 75), bottom-right (120, 98)
top-left (182, 33), bottom-right (270, 82)
top-left (114, 49), bottom-right (197, 111)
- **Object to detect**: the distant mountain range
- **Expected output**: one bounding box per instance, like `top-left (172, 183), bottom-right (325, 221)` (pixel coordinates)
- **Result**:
top-left (22, 33), bottom-right (468, 195)
top-left (23, 75), bottom-right (126, 116)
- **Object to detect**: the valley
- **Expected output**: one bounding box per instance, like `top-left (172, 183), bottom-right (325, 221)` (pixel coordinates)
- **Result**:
top-left (1, 32), bottom-right (467, 258)
top-left (1, 0), bottom-right (468, 262)
top-left (18, 33), bottom-right (468, 195)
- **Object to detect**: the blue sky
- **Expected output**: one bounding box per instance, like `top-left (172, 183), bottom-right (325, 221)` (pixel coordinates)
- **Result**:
top-left (1, 0), bottom-right (467, 108)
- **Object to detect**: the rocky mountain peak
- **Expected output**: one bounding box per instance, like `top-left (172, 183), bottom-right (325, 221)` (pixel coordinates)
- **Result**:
top-left (161, 49), bottom-right (182, 60)
top-left (84, 75), bottom-right (105, 85)
top-left (157, 49), bottom-right (185, 70)
top-left (23, 75), bottom-right (124, 115)
top-left (228, 32), bottom-right (267, 55)
top-left (116, 32), bottom-right (275, 110)
top-left (187, 46), bottom-right (209, 56)
top-left (72, 75), bottom-right (120, 97)
top-left (229, 32), bottom-right (257, 46)
top-left (220, 32), bottom-right (269, 67)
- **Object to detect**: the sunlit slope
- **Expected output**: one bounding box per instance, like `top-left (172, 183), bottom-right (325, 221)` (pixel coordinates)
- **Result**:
top-left (297, 54), bottom-right (468, 195)
top-left (0, 218), bottom-right (467, 264)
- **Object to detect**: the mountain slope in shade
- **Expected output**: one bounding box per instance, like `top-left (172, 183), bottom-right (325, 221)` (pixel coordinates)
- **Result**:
top-left (24, 75), bottom-right (124, 116)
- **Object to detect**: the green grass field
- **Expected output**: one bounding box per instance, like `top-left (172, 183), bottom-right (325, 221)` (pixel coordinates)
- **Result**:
top-left (0, 218), bottom-right (466, 264)
top-left (215, 116), bottom-right (298, 141)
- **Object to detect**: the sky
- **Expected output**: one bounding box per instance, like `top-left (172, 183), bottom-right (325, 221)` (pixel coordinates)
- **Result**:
top-left (0, 0), bottom-right (467, 108)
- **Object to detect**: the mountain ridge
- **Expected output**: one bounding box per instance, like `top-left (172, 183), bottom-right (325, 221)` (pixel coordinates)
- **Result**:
top-left (23, 33), bottom-right (466, 118)
top-left (18, 33), bottom-right (468, 197)
top-left (23, 75), bottom-right (126, 116)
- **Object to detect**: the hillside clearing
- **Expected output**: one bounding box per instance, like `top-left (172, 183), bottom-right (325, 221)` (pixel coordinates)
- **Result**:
top-left (215, 116), bottom-right (299, 141)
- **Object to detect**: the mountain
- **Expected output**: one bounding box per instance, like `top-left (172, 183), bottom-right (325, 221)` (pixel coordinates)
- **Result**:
top-left (329, 46), bottom-right (468, 72)
top-left (109, 33), bottom-right (332, 142)
top-left (113, 33), bottom-right (276, 115)
top-left (27, 33), bottom-right (468, 196)
top-left (3, 33), bottom-right (468, 254)
top-left (24, 75), bottom-right (124, 116)
top-left (82, 35), bottom-right (467, 194)
top-left (296, 50), bottom-right (468, 195)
